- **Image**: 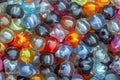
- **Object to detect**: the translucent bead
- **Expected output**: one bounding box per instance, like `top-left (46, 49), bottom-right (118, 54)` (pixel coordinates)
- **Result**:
top-left (61, 16), bottom-right (76, 30)
top-left (31, 55), bottom-right (41, 68)
top-left (111, 0), bottom-right (120, 8)
top-left (69, 2), bottom-right (82, 18)
top-left (6, 75), bottom-right (16, 80)
top-left (65, 30), bottom-right (82, 47)
top-left (0, 58), bottom-right (3, 71)
top-left (3, 59), bottom-right (18, 74)
top-left (71, 0), bottom-right (87, 6)
top-left (7, 0), bottom-right (22, 5)
top-left (17, 76), bottom-right (30, 80)
top-left (0, 13), bottom-right (11, 28)
top-left (23, 13), bottom-right (41, 28)
top-left (71, 74), bottom-right (84, 80)
top-left (96, 0), bottom-right (110, 7)
top-left (44, 73), bottom-right (57, 80)
top-left (40, 53), bottom-right (55, 66)
top-left (0, 2), bottom-right (7, 13)
top-left (89, 14), bottom-right (106, 30)
top-left (18, 62), bottom-right (34, 77)
top-left (75, 19), bottom-right (90, 34)
top-left (55, 44), bottom-right (73, 60)
top-left (6, 4), bottom-right (24, 18)
top-left (0, 42), bottom-right (6, 54)
top-left (116, 9), bottom-right (120, 20)
top-left (19, 47), bottom-right (35, 63)
top-left (0, 28), bottom-right (14, 43)
top-left (73, 41), bottom-right (92, 60)
top-left (29, 35), bottom-right (46, 51)
top-left (25, 0), bottom-right (35, 3)
top-left (5, 46), bottom-right (19, 60)
top-left (83, 2), bottom-right (100, 16)
top-left (50, 23), bottom-right (69, 42)
top-left (30, 74), bottom-right (45, 80)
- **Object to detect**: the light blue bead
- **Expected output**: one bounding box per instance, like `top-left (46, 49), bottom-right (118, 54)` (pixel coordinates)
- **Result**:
top-left (18, 62), bottom-right (34, 77)
top-left (23, 13), bottom-right (40, 28)
top-left (73, 41), bottom-right (91, 60)
top-left (90, 14), bottom-right (106, 30)
top-left (55, 44), bottom-right (73, 60)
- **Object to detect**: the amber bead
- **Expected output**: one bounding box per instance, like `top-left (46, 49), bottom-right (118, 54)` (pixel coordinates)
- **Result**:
top-left (29, 35), bottom-right (46, 51)
top-left (0, 42), bottom-right (5, 55)
top-left (96, 0), bottom-right (110, 7)
top-left (30, 74), bottom-right (44, 80)
top-left (25, 0), bottom-right (34, 3)
top-left (64, 30), bottom-right (82, 48)
top-left (83, 2), bottom-right (100, 16)
top-left (61, 16), bottom-right (76, 30)
top-left (19, 47), bottom-right (35, 63)
top-left (0, 14), bottom-right (11, 28)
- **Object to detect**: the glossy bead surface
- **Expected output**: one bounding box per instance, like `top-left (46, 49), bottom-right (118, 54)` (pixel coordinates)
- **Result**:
top-left (73, 41), bottom-right (91, 60)
top-left (5, 46), bottom-right (19, 60)
top-left (0, 13), bottom-right (11, 28)
top-left (61, 16), bottom-right (76, 30)
top-left (0, 28), bottom-right (14, 43)
top-left (44, 73), bottom-right (57, 80)
top-left (71, 74), bottom-right (84, 80)
top-left (40, 53), bottom-right (55, 66)
top-left (29, 35), bottom-right (46, 51)
top-left (71, 0), bottom-right (87, 6)
top-left (55, 44), bottom-right (73, 60)
top-left (111, 0), bottom-right (120, 8)
top-left (83, 2), bottom-right (100, 16)
top-left (111, 36), bottom-right (120, 52)
top-left (102, 5), bottom-right (117, 20)
top-left (19, 47), bottom-right (34, 63)
top-left (25, 0), bottom-right (34, 3)
top-left (65, 30), bottom-right (82, 47)
top-left (30, 74), bottom-right (44, 80)
top-left (90, 14), bottom-right (106, 30)
top-left (116, 9), bottom-right (120, 20)
top-left (96, 25), bottom-right (113, 44)
top-left (18, 62), bottom-right (34, 77)
top-left (105, 71), bottom-right (119, 80)
top-left (0, 42), bottom-right (6, 54)
top-left (69, 2), bottom-right (82, 18)
top-left (83, 32), bottom-right (99, 47)
top-left (0, 58), bottom-right (3, 71)
top-left (50, 23), bottom-right (69, 42)
top-left (23, 13), bottom-right (41, 28)
top-left (75, 19), bottom-right (90, 34)
top-left (41, 37), bottom-right (60, 54)
top-left (6, 4), bottom-right (24, 18)
top-left (96, 0), bottom-right (110, 7)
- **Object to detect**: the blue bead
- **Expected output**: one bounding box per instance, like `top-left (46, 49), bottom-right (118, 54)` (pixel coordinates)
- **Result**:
top-left (23, 13), bottom-right (40, 28)
top-left (73, 41), bottom-right (91, 60)
top-left (18, 62), bottom-right (34, 77)
top-left (55, 44), bottom-right (73, 60)
top-left (90, 14), bottom-right (106, 30)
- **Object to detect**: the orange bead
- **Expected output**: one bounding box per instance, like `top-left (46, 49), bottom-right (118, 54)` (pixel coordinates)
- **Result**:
top-left (65, 29), bottom-right (82, 47)
top-left (25, 0), bottom-right (35, 3)
top-left (96, 0), bottom-right (110, 7)
top-left (0, 42), bottom-right (5, 56)
top-left (83, 2), bottom-right (100, 16)
top-left (30, 74), bottom-right (44, 80)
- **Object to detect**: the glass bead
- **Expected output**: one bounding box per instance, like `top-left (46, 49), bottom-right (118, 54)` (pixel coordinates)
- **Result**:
top-left (83, 32), bottom-right (99, 47)
top-left (5, 46), bottom-right (19, 61)
top-left (111, 0), bottom-right (120, 8)
top-left (55, 44), bottom-right (73, 60)
top-left (102, 5), bottom-right (117, 20)
top-left (96, 25), bottom-right (114, 44)
top-left (0, 2), bottom-right (7, 13)
top-left (6, 4), bottom-right (24, 18)
top-left (75, 19), bottom-right (90, 35)
top-left (29, 35), bottom-right (46, 51)
top-left (0, 28), bottom-right (14, 43)
top-left (107, 18), bottom-right (120, 35)
top-left (116, 9), bottom-right (120, 20)
top-left (89, 14), bottom-right (106, 30)
top-left (7, 0), bottom-right (22, 5)
top-left (110, 36), bottom-right (120, 52)
top-left (40, 53), bottom-right (55, 66)
top-left (35, 24), bottom-right (49, 37)
top-left (0, 58), bottom-right (3, 71)
top-left (0, 0), bottom-right (7, 3)
top-left (40, 37), bottom-right (60, 54)
top-left (19, 47), bottom-right (35, 63)
top-left (50, 23), bottom-right (69, 42)
top-left (83, 2), bottom-right (100, 16)
top-left (0, 13), bottom-right (11, 28)
top-left (23, 13), bottom-right (41, 29)
top-left (9, 19), bottom-right (25, 32)
top-left (71, 0), bottom-right (87, 6)
top-left (0, 73), bottom-right (3, 80)
top-left (0, 42), bottom-right (6, 54)
top-left (59, 61), bottom-right (75, 76)
top-left (18, 62), bottom-right (34, 77)
top-left (17, 76), bottom-right (30, 80)
top-left (64, 30), bottom-right (82, 47)
top-left (45, 12), bottom-right (60, 25)
top-left (25, 0), bottom-right (35, 3)
top-left (44, 73), bottom-right (57, 80)
top-left (61, 16), bottom-right (76, 30)
top-left (73, 41), bottom-right (92, 60)
top-left (6, 75), bottom-right (16, 80)
top-left (69, 2), bottom-right (82, 18)
top-left (30, 74), bottom-right (44, 80)
top-left (71, 74), bottom-right (84, 80)
top-left (96, 0), bottom-right (110, 7)
top-left (3, 59), bottom-right (18, 74)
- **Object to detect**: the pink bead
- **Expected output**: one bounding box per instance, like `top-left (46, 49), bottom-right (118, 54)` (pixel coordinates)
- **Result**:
top-left (116, 9), bottom-right (120, 20)
top-left (0, 59), bottom-right (3, 71)
top-left (111, 36), bottom-right (120, 52)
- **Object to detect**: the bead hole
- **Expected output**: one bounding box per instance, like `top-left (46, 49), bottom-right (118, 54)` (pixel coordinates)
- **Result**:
top-left (101, 31), bottom-right (105, 35)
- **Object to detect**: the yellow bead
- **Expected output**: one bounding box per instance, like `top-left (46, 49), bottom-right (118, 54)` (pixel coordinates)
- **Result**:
top-left (72, 0), bottom-right (88, 6)
top-left (19, 47), bottom-right (35, 63)
top-left (30, 74), bottom-right (44, 80)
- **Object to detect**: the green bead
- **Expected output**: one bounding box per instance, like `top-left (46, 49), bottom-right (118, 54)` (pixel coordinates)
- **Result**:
top-left (71, 0), bottom-right (87, 6)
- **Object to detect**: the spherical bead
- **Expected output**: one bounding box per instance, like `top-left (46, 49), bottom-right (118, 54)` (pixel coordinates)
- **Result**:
top-left (71, 0), bottom-right (87, 6)
top-left (111, 0), bottom-right (120, 8)
top-left (30, 74), bottom-right (44, 80)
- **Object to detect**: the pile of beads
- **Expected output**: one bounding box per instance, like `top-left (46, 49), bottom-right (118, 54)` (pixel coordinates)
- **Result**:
top-left (0, 0), bottom-right (120, 80)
